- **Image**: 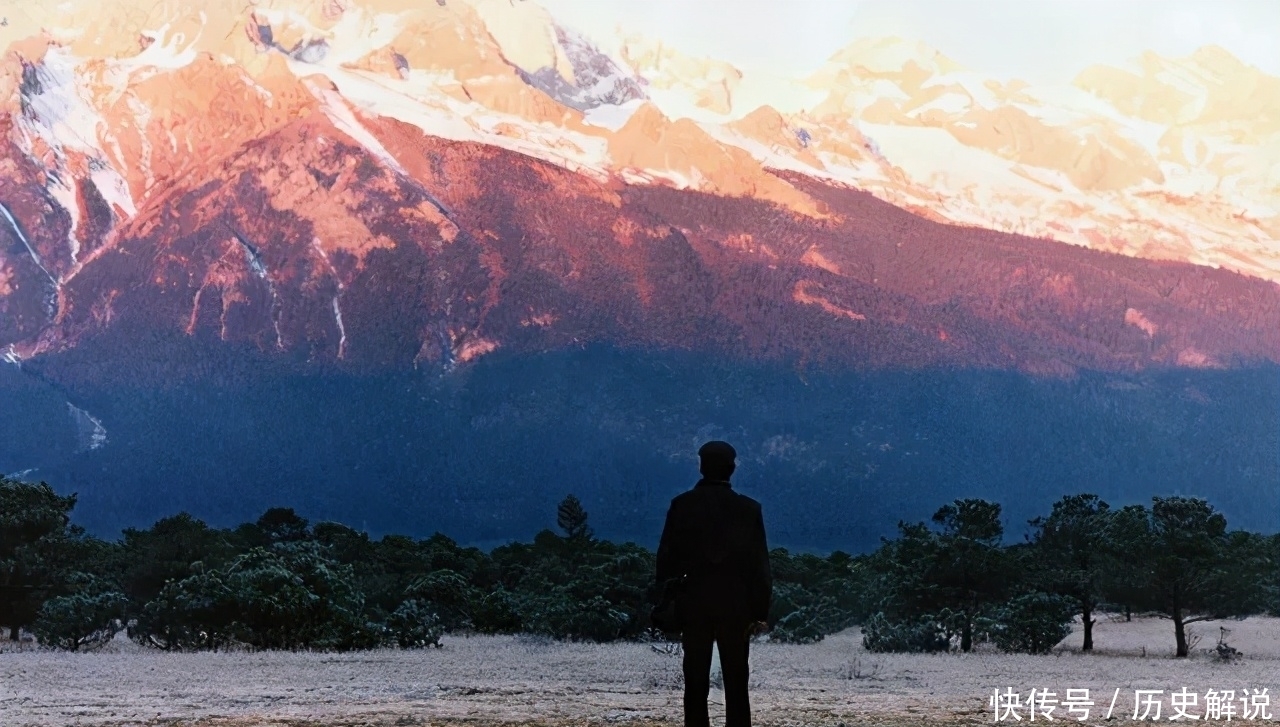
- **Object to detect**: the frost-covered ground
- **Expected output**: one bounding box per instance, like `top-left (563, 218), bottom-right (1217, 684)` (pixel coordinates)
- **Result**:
top-left (2, 615), bottom-right (1278, 727)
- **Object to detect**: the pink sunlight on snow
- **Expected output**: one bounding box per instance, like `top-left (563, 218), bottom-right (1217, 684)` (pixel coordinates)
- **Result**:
top-left (539, 0), bottom-right (1280, 81)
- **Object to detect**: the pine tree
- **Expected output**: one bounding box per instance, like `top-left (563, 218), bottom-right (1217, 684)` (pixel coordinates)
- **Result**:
top-left (556, 494), bottom-right (593, 541)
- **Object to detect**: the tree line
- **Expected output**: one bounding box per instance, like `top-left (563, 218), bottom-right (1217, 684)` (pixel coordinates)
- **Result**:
top-left (1, 475), bottom-right (1276, 656)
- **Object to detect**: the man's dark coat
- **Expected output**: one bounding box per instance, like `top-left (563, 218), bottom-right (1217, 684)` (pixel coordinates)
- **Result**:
top-left (655, 478), bottom-right (772, 626)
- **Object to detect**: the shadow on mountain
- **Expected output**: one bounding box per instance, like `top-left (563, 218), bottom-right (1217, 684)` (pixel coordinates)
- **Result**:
top-left (3, 330), bottom-right (1277, 551)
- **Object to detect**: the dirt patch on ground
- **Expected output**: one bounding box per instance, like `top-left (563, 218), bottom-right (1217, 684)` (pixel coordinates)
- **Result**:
top-left (2, 616), bottom-right (1276, 727)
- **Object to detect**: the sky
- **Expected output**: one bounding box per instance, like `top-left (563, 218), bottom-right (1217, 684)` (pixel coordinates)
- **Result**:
top-left (538, 0), bottom-right (1280, 83)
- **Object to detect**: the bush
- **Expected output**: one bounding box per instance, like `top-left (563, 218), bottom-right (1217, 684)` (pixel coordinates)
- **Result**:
top-left (988, 592), bottom-right (1075, 654)
top-left (470, 586), bottom-right (522, 634)
top-left (404, 569), bottom-right (478, 631)
top-left (31, 579), bottom-right (127, 651)
top-left (130, 543), bottom-right (371, 652)
top-left (386, 599), bottom-right (444, 648)
top-left (861, 612), bottom-right (951, 653)
top-left (130, 568), bottom-right (235, 651)
top-left (770, 606), bottom-right (827, 644)
top-left (767, 582), bottom-right (811, 624)
top-left (768, 582), bottom-right (846, 642)
top-left (223, 543), bottom-right (369, 651)
top-left (520, 590), bottom-right (631, 642)
top-left (328, 619), bottom-right (392, 651)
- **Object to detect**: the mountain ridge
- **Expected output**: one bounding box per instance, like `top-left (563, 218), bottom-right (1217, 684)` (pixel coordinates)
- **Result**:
top-left (0, 0), bottom-right (1277, 547)
top-left (0, 0), bottom-right (1275, 297)
top-left (1, 0), bottom-right (1277, 373)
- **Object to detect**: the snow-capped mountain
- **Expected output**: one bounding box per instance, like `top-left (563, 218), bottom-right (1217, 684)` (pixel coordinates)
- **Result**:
top-left (0, 0), bottom-right (1277, 374)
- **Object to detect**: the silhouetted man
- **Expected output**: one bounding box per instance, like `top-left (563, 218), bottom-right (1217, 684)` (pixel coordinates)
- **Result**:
top-left (656, 440), bottom-right (772, 727)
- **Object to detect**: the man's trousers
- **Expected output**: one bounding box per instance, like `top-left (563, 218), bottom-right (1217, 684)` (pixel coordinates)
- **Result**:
top-left (681, 617), bottom-right (753, 727)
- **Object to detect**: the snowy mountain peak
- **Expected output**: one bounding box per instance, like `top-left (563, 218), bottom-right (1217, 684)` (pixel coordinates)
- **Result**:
top-left (0, 0), bottom-right (1276, 319)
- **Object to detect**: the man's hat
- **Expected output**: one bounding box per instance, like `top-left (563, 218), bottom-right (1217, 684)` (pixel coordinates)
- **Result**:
top-left (698, 440), bottom-right (736, 461)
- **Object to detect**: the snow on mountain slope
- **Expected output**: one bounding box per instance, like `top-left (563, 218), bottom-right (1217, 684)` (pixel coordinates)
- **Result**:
top-left (785, 34), bottom-right (1280, 281)
top-left (0, 0), bottom-right (1276, 297)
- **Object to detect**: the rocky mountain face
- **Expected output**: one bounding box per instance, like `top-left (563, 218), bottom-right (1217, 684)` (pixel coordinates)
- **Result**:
top-left (0, 0), bottom-right (1276, 546)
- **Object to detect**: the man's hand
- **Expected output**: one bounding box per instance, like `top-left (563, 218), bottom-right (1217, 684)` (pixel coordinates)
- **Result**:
top-left (745, 620), bottom-right (770, 640)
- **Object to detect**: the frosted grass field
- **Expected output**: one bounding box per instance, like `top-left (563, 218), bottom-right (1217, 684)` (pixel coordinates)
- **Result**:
top-left (2, 615), bottom-right (1278, 727)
